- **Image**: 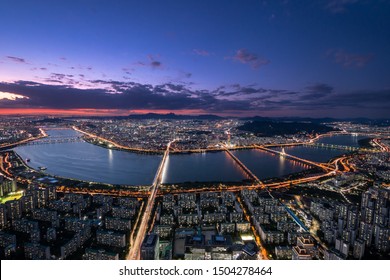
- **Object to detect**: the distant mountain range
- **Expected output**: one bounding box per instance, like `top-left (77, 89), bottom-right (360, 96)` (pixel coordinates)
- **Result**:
top-left (124, 114), bottom-right (390, 126)
top-left (36, 112), bottom-right (389, 126)
top-left (125, 113), bottom-right (224, 120)
top-left (241, 116), bottom-right (390, 125)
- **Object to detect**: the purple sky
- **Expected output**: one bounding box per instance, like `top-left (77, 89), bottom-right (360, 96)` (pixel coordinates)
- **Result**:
top-left (0, 0), bottom-right (389, 118)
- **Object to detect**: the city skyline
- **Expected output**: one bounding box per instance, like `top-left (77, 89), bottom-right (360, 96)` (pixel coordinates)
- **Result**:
top-left (1, 0), bottom-right (390, 118)
top-left (1, 118), bottom-right (389, 260)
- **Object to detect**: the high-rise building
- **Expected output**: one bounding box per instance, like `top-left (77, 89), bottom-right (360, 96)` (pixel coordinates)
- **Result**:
top-left (335, 237), bottom-right (349, 257)
top-left (353, 239), bottom-right (365, 259)
top-left (5, 199), bottom-right (22, 220)
top-left (346, 208), bottom-right (359, 229)
top-left (24, 243), bottom-right (50, 260)
top-left (46, 227), bottom-right (57, 242)
top-left (32, 187), bottom-right (49, 208)
top-left (47, 186), bottom-right (57, 201)
top-left (141, 233), bottom-right (159, 260)
top-left (0, 177), bottom-right (17, 197)
top-left (0, 232), bottom-right (16, 257)
top-left (296, 236), bottom-right (316, 256)
top-left (83, 248), bottom-right (119, 260)
top-left (292, 246), bottom-right (312, 260)
top-left (105, 217), bottom-right (131, 231)
top-left (359, 221), bottom-right (373, 246)
top-left (21, 194), bottom-right (36, 213)
top-left (96, 230), bottom-right (126, 248)
top-left (374, 225), bottom-right (390, 253)
top-left (0, 204), bottom-right (7, 229)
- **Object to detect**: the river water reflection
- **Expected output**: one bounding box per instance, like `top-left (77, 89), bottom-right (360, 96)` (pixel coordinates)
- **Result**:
top-left (14, 129), bottom-right (368, 185)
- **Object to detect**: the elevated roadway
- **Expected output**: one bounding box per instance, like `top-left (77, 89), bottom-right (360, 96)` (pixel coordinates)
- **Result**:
top-left (127, 140), bottom-right (175, 260)
top-left (222, 145), bottom-right (264, 186)
top-left (254, 145), bottom-right (334, 172)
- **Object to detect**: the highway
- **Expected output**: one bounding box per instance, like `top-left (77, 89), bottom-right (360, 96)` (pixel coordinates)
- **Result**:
top-left (0, 152), bottom-right (13, 180)
top-left (372, 138), bottom-right (390, 152)
top-left (128, 201), bottom-right (145, 252)
top-left (127, 139), bottom-right (175, 260)
top-left (0, 128), bottom-right (48, 149)
top-left (222, 144), bottom-right (264, 186)
top-left (72, 126), bottom-right (386, 157)
top-left (73, 126), bottom-right (164, 154)
top-left (22, 137), bottom-right (84, 145)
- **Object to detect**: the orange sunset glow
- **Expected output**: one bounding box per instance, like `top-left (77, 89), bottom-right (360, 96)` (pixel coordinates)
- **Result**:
top-left (0, 108), bottom-right (209, 116)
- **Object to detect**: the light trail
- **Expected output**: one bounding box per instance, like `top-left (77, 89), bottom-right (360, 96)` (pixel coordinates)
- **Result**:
top-left (73, 126), bottom-right (164, 154)
top-left (372, 138), bottom-right (390, 152)
top-left (129, 201), bottom-right (145, 250)
top-left (127, 139), bottom-right (175, 260)
top-left (237, 196), bottom-right (269, 260)
top-left (222, 144), bottom-right (264, 186)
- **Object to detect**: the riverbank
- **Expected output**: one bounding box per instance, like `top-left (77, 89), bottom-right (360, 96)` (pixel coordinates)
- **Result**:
top-left (7, 150), bottom-right (150, 192)
top-left (73, 125), bottom-right (377, 156)
top-left (0, 128), bottom-right (48, 151)
top-left (73, 125), bottom-right (312, 155)
top-left (7, 127), bottom-right (370, 189)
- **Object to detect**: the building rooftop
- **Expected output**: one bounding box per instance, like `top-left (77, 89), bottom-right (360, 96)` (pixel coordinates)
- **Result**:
top-left (142, 233), bottom-right (158, 248)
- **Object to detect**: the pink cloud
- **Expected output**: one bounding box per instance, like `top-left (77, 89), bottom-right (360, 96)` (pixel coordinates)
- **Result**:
top-left (230, 49), bottom-right (270, 69)
top-left (327, 49), bottom-right (373, 68)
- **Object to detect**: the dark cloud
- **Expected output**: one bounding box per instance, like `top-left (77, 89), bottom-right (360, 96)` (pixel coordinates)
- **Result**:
top-left (50, 73), bottom-right (65, 80)
top-left (31, 67), bottom-right (48, 71)
top-left (151, 61), bottom-right (162, 68)
top-left (44, 79), bottom-right (64, 84)
top-left (325, 0), bottom-right (358, 13)
top-left (48, 63), bottom-right (59, 67)
top-left (137, 55), bottom-right (163, 69)
top-left (212, 84), bottom-right (297, 99)
top-left (164, 83), bottom-right (185, 92)
top-left (0, 80), bottom-right (388, 117)
top-left (6, 56), bottom-right (27, 64)
top-left (284, 89), bottom-right (390, 119)
top-left (305, 83), bottom-right (333, 94)
top-left (0, 80), bottom-right (253, 112)
top-left (122, 67), bottom-right (133, 75)
top-left (43, 73), bottom-right (82, 87)
top-left (302, 83), bottom-right (334, 100)
top-left (327, 49), bottom-right (373, 68)
top-left (230, 49), bottom-right (270, 69)
top-left (214, 87), bottom-right (265, 97)
top-left (192, 49), bottom-right (210, 56)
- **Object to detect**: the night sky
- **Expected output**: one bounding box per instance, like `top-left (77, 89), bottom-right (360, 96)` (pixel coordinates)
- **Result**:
top-left (0, 0), bottom-right (389, 118)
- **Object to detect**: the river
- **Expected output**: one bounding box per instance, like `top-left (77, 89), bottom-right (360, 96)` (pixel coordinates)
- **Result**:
top-left (14, 129), bottom-right (370, 185)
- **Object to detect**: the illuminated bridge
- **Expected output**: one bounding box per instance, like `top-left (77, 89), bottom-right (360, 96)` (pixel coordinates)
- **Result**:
top-left (127, 140), bottom-right (175, 260)
top-left (255, 145), bottom-right (334, 172)
top-left (223, 145), bottom-right (264, 187)
top-left (306, 142), bottom-right (359, 151)
top-left (22, 137), bottom-right (84, 146)
top-left (309, 142), bottom-right (379, 153)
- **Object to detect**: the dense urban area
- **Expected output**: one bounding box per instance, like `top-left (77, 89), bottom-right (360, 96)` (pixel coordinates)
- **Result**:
top-left (0, 115), bottom-right (389, 260)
